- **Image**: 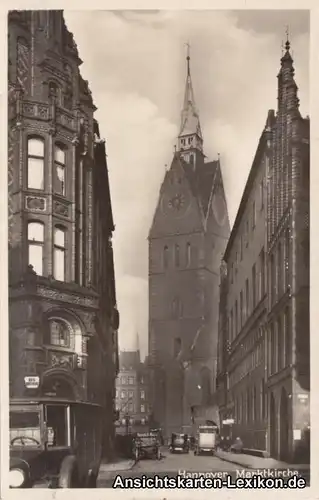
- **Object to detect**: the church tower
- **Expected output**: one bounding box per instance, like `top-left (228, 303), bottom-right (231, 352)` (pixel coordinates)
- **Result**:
top-left (148, 47), bottom-right (230, 437)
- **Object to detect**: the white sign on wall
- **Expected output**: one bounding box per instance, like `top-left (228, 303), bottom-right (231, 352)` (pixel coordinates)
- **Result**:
top-left (24, 376), bottom-right (40, 389)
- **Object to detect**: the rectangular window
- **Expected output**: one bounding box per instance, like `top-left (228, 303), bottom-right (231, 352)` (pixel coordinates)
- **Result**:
top-left (259, 249), bottom-right (265, 300)
top-left (128, 377), bottom-right (134, 385)
top-left (260, 179), bottom-right (264, 210)
top-left (285, 230), bottom-right (290, 289)
top-left (140, 404), bottom-right (145, 413)
top-left (140, 390), bottom-right (145, 399)
top-left (128, 390), bottom-right (134, 398)
top-left (240, 291), bottom-right (243, 328)
top-left (27, 138), bottom-right (44, 190)
top-left (235, 301), bottom-right (238, 337)
top-left (121, 391), bottom-right (126, 399)
top-left (245, 220), bottom-right (249, 247)
top-left (115, 390), bottom-right (118, 399)
top-left (121, 377), bottom-right (127, 385)
top-left (53, 227), bottom-right (66, 281)
top-left (252, 201), bottom-right (256, 228)
top-left (252, 264), bottom-right (257, 309)
top-left (28, 222), bottom-right (44, 275)
top-left (54, 145), bottom-right (66, 196)
top-left (284, 308), bottom-right (290, 366)
top-left (175, 244), bottom-right (180, 268)
top-left (245, 279), bottom-right (249, 318)
top-left (128, 402), bottom-right (133, 412)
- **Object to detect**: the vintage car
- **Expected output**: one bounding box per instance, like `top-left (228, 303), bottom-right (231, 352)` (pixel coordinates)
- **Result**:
top-left (194, 424), bottom-right (218, 456)
top-left (169, 433), bottom-right (189, 453)
top-left (133, 432), bottom-right (161, 461)
top-left (9, 398), bottom-right (104, 488)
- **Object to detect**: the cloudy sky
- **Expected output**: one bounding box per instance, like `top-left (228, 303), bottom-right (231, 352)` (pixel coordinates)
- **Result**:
top-left (64, 10), bottom-right (309, 359)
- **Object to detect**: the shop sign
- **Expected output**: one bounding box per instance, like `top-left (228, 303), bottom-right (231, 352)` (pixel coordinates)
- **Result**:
top-left (24, 376), bottom-right (40, 389)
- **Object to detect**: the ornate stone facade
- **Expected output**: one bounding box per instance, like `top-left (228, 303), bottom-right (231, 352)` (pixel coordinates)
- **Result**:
top-left (8, 11), bottom-right (119, 458)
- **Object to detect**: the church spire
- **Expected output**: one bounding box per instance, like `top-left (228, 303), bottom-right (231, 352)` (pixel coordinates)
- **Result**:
top-left (178, 43), bottom-right (203, 158)
top-left (277, 28), bottom-right (300, 114)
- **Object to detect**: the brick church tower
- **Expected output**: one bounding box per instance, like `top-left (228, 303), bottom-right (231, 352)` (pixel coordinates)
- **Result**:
top-left (148, 49), bottom-right (230, 437)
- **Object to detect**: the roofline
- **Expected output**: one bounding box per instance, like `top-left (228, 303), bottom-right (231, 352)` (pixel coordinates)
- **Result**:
top-left (223, 127), bottom-right (269, 262)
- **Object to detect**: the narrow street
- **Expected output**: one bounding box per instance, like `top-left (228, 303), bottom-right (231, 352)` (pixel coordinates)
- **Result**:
top-left (98, 449), bottom-right (241, 487)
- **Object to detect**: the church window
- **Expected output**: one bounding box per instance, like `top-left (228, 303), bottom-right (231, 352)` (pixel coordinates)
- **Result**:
top-left (27, 137), bottom-right (44, 190)
top-left (173, 337), bottom-right (182, 358)
top-left (175, 244), bottom-right (180, 267)
top-left (163, 246), bottom-right (169, 269)
top-left (186, 242), bottom-right (191, 267)
top-left (54, 144), bottom-right (66, 196)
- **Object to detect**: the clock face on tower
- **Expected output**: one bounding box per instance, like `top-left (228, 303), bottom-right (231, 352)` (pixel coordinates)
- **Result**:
top-left (161, 190), bottom-right (190, 218)
top-left (211, 191), bottom-right (227, 227)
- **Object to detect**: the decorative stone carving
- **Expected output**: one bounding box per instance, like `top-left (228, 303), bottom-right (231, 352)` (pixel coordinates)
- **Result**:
top-left (37, 105), bottom-right (49, 119)
top-left (23, 102), bottom-right (35, 116)
top-left (26, 196), bottom-right (46, 211)
top-left (53, 200), bottom-right (69, 217)
top-left (37, 286), bottom-right (97, 307)
top-left (48, 350), bottom-right (75, 370)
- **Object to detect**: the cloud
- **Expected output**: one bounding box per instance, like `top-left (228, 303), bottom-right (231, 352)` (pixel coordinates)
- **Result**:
top-left (64, 10), bottom-right (309, 359)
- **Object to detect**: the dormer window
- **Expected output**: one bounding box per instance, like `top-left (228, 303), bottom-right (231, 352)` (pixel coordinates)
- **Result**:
top-left (181, 139), bottom-right (186, 146)
top-left (188, 137), bottom-right (193, 145)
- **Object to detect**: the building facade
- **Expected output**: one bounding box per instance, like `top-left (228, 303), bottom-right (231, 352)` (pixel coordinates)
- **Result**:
top-left (217, 112), bottom-right (272, 450)
top-left (115, 350), bottom-right (150, 434)
top-left (8, 10), bottom-right (119, 457)
top-left (148, 52), bottom-right (230, 437)
top-left (217, 41), bottom-right (310, 463)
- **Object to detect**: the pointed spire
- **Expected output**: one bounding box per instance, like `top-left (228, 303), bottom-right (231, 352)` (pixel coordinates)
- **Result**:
top-left (179, 43), bottom-right (203, 141)
top-left (277, 30), bottom-right (300, 114)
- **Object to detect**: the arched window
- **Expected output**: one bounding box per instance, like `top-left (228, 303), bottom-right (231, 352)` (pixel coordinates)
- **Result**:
top-left (54, 144), bottom-right (66, 196)
top-left (53, 226), bottom-right (66, 281)
top-left (27, 137), bottom-right (44, 190)
top-left (49, 318), bottom-right (71, 348)
top-left (175, 244), bottom-right (180, 268)
top-left (186, 242), bottom-right (191, 267)
top-left (163, 245), bottom-right (169, 269)
top-left (28, 221), bottom-right (44, 275)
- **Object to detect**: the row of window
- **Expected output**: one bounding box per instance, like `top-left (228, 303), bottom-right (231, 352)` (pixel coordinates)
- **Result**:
top-left (229, 250), bottom-right (265, 342)
top-left (163, 242), bottom-right (192, 270)
top-left (234, 378), bottom-right (267, 425)
top-left (116, 402), bottom-right (146, 413)
top-left (118, 376), bottom-right (136, 385)
top-left (27, 137), bottom-right (66, 195)
top-left (229, 178), bottom-right (264, 282)
top-left (228, 341), bottom-right (264, 388)
top-left (116, 389), bottom-right (145, 400)
top-left (28, 221), bottom-right (66, 280)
